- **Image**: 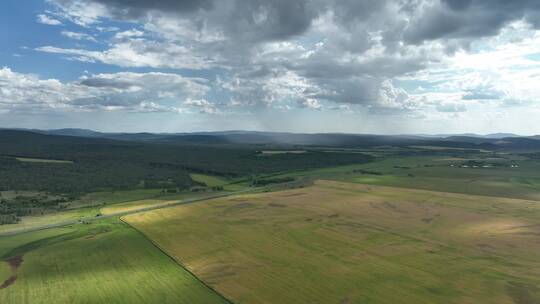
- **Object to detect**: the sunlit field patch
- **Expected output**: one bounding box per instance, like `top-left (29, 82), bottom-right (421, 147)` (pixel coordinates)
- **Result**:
top-left (0, 220), bottom-right (227, 304)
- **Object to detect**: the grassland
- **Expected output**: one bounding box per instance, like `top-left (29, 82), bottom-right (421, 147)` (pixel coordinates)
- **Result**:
top-left (0, 207), bottom-right (100, 235)
top-left (0, 218), bottom-right (228, 303)
top-left (100, 199), bottom-right (175, 215)
top-left (268, 154), bottom-right (540, 201)
top-left (14, 157), bottom-right (74, 164)
top-left (100, 191), bottom-right (218, 215)
top-left (125, 180), bottom-right (540, 304)
top-left (0, 189), bottom-right (169, 235)
top-left (190, 173), bottom-right (231, 187)
top-left (259, 150), bottom-right (307, 155)
top-left (189, 173), bottom-right (249, 191)
top-left (74, 188), bottom-right (166, 208)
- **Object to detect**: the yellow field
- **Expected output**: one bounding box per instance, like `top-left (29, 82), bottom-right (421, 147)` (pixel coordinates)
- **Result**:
top-left (124, 180), bottom-right (540, 304)
top-left (100, 192), bottom-right (217, 215)
top-left (100, 199), bottom-right (176, 215)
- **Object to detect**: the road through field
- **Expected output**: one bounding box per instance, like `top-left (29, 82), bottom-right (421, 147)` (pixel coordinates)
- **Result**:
top-left (0, 190), bottom-right (252, 237)
top-left (0, 181), bottom-right (305, 237)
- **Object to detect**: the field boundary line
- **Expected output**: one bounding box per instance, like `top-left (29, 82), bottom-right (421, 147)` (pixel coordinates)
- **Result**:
top-left (119, 217), bottom-right (235, 304)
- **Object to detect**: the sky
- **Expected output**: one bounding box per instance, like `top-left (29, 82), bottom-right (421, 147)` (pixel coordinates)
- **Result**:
top-left (1, 0), bottom-right (540, 134)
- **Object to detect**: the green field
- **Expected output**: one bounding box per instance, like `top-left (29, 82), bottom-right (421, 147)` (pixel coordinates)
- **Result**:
top-left (0, 187), bottom-right (215, 234)
top-left (269, 154), bottom-right (540, 201)
top-left (0, 219), bottom-right (228, 303)
top-left (125, 180), bottom-right (540, 304)
top-left (0, 189), bottom-right (171, 235)
top-left (190, 173), bottom-right (231, 187)
top-left (190, 173), bottom-right (251, 192)
top-left (0, 207), bottom-right (100, 235)
top-left (74, 189), bottom-right (167, 208)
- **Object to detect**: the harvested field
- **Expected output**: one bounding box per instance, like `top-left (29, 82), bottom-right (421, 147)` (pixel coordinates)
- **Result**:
top-left (125, 180), bottom-right (540, 304)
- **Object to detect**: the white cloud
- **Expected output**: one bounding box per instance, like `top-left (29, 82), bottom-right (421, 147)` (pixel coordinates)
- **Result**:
top-left (36, 37), bottom-right (214, 69)
top-left (36, 14), bottom-right (62, 25)
top-left (0, 67), bottom-right (208, 113)
top-left (49, 0), bottom-right (108, 26)
top-left (298, 98), bottom-right (322, 110)
top-left (61, 30), bottom-right (97, 42)
top-left (114, 29), bottom-right (145, 40)
top-left (184, 99), bottom-right (219, 114)
top-left (401, 23), bottom-right (540, 112)
top-left (436, 102), bottom-right (467, 113)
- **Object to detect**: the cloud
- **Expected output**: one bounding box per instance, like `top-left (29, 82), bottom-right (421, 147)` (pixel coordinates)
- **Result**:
top-left (36, 0), bottom-right (540, 119)
top-left (462, 91), bottom-right (504, 100)
top-left (61, 30), bottom-right (97, 42)
top-left (297, 98), bottom-right (322, 110)
top-left (114, 29), bottom-right (145, 39)
top-left (436, 102), bottom-right (467, 112)
top-left (36, 14), bottom-right (62, 25)
top-left (57, 0), bottom-right (215, 20)
top-left (36, 37), bottom-right (214, 69)
top-left (404, 0), bottom-right (540, 44)
top-left (0, 67), bottom-right (208, 113)
top-left (184, 99), bottom-right (219, 114)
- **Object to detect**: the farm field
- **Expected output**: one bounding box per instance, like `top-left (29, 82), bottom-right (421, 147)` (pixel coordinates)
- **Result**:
top-left (190, 173), bottom-right (231, 187)
top-left (190, 173), bottom-right (249, 191)
top-left (0, 218), bottom-right (228, 304)
top-left (0, 207), bottom-right (100, 235)
top-left (0, 189), bottom-right (169, 235)
top-left (125, 180), bottom-right (540, 304)
top-left (271, 155), bottom-right (540, 201)
top-left (14, 157), bottom-right (74, 164)
top-left (100, 198), bottom-right (176, 215)
top-left (100, 191), bottom-right (221, 215)
top-left (74, 188), bottom-right (167, 208)
top-left (0, 183), bottom-right (248, 236)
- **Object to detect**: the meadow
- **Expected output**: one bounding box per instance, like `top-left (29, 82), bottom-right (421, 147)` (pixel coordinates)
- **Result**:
top-left (190, 173), bottom-right (232, 187)
top-left (125, 180), bottom-right (540, 304)
top-left (0, 189), bottom-right (170, 235)
top-left (100, 191), bottom-right (222, 215)
top-left (270, 153), bottom-right (540, 201)
top-left (14, 157), bottom-right (74, 164)
top-left (0, 218), bottom-right (228, 303)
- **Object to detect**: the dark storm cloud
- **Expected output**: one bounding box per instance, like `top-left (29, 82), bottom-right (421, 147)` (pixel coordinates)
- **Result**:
top-left (405, 0), bottom-right (540, 44)
top-left (332, 0), bottom-right (387, 26)
top-left (59, 0), bottom-right (215, 18)
top-left (53, 0), bottom-right (319, 43)
top-left (226, 0), bottom-right (316, 42)
top-left (443, 0), bottom-right (472, 11)
top-left (52, 0), bottom-right (540, 47)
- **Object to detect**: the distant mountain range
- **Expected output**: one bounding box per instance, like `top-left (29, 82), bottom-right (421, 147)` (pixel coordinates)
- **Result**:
top-left (415, 133), bottom-right (522, 139)
top-left (1, 128), bottom-right (529, 140)
top-left (1, 128), bottom-right (540, 151)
